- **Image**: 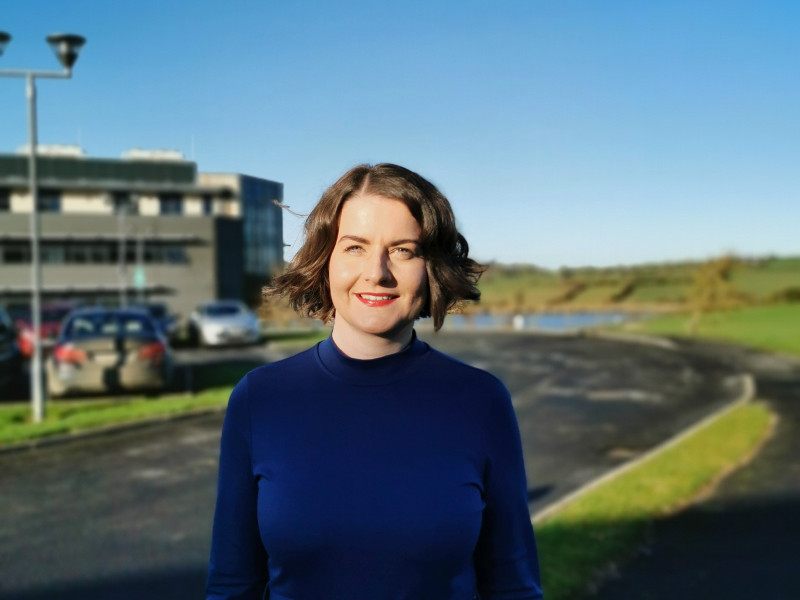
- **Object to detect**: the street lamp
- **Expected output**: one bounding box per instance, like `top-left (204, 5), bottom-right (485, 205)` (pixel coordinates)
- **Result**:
top-left (0, 31), bottom-right (86, 423)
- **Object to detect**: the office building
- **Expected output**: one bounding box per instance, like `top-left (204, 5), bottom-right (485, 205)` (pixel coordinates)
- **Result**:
top-left (0, 146), bottom-right (284, 318)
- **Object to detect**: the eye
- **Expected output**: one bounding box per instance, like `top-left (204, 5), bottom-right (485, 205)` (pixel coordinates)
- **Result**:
top-left (344, 244), bottom-right (364, 254)
top-left (392, 247), bottom-right (417, 259)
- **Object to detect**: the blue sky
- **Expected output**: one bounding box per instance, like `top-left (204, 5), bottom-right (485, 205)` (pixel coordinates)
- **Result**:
top-left (2, 1), bottom-right (798, 268)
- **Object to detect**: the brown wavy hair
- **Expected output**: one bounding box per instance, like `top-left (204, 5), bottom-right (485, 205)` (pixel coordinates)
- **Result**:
top-left (265, 163), bottom-right (484, 331)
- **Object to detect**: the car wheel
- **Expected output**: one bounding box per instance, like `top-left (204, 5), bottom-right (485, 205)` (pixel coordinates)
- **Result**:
top-left (188, 324), bottom-right (200, 348)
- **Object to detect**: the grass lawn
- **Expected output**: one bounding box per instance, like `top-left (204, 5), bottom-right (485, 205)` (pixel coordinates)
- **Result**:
top-left (0, 388), bottom-right (232, 445)
top-left (628, 303), bottom-right (800, 358)
top-left (535, 401), bottom-right (774, 600)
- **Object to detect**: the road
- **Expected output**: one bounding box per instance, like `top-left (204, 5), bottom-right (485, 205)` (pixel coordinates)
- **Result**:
top-left (0, 331), bottom-right (745, 599)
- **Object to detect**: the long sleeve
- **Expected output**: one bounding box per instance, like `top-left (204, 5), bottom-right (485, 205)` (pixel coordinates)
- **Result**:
top-left (473, 382), bottom-right (543, 599)
top-left (206, 375), bottom-right (269, 600)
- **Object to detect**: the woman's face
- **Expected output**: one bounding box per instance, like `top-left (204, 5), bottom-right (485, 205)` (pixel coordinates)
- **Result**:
top-left (328, 193), bottom-right (428, 355)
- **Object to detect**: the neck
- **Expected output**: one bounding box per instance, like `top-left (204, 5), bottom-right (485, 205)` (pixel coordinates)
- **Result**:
top-left (330, 325), bottom-right (414, 360)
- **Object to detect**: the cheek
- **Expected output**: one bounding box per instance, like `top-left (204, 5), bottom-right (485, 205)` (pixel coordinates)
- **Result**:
top-left (328, 256), bottom-right (355, 296)
top-left (413, 266), bottom-right (430, 304)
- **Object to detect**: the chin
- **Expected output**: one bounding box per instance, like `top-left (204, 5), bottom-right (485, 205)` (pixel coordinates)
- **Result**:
top-left (357, 319), bottom-right (414, 339)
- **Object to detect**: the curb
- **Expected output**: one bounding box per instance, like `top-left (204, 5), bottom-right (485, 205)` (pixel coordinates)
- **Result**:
top-left (531, 372), bottom-right (757, 524)
top-left (0, 404), bottom-right (227, 456)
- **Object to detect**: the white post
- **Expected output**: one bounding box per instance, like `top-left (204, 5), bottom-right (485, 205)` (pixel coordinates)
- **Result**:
top-left (27, 73), bottom-right (46, 423)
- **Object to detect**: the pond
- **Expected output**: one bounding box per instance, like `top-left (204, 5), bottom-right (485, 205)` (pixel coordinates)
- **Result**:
top-left (430, 311), bottom-right (646, 333)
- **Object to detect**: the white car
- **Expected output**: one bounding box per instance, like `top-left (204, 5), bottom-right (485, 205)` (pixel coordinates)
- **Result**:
top-left (188, 300), bottom-right (261, 347)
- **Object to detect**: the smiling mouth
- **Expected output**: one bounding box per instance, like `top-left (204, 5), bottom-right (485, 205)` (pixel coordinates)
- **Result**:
top-left (356, 293), bottom-right (398, 306)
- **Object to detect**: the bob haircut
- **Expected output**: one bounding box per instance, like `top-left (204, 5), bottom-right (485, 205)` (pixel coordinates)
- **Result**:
top-left (266, 163), bottom-right (484, 331)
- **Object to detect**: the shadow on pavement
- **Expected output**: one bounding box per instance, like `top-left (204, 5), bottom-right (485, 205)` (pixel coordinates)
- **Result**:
top-left (3, 565), bottom-right (207, 600)
top-left (528, 484), bottom-right (553, 504)
top-left (586, 493), bottom-right (800, 599)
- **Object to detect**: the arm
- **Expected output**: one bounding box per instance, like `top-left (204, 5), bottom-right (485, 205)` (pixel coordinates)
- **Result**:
top-left (474, 381), bottom-right (543, 600)
top-left (206, 375), bottom-right (269, 600)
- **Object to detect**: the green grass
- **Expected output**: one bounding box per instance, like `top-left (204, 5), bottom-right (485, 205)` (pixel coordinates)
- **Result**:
top-left (0, 387), bottom-right (232, 445)
top-left (731, 269), bottom-right (800, 300)
top-left (265, 328), bottom-right (330, 348)
top-left (477, 270), bottom-right (563, 311)
top-left (629, 303), bottom-right (800, 358)
top-left (535, 401), bottom-right (774, 600)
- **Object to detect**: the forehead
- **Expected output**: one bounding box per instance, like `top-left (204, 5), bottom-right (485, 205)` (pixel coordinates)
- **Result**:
top-left (337, 193), bottom-right (421, 236)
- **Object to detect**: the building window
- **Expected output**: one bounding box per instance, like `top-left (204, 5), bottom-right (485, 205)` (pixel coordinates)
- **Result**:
top-left (202, 195), bottom-right (213, 215)
top-left (164, 244), bottom-right (188, 264)
top-left (41, 245), bottom-right (65, 264)
top-left (1, 243), bottom-right (30, 264)
top-left (113, 193), bottom-right (138, 215)
top-left (90, 244), bottom-right (110, 263)
top-left (0, 190), bottom-right (9, 212)
top-left (38, 190), bottom-right (61, 213)
top-left (66, 244), bottom-right (92, 264)
top-left (159, 194), bottom-right (182, 215)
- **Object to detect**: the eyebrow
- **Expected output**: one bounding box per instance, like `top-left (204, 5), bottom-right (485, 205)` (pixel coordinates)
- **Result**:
top-left (337, 234), bottom-right (421, 246)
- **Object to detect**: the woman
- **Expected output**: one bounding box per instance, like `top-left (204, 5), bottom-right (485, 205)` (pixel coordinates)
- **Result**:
top-left (206, 164), bottom-right (543, 600)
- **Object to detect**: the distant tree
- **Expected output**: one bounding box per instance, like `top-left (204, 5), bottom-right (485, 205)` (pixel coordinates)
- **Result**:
top-left (686, 254), bottom-right (740, 333)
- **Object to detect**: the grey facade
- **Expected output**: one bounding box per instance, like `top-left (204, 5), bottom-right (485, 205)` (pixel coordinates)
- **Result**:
top-left (0, 151), bottom-right (283, 319)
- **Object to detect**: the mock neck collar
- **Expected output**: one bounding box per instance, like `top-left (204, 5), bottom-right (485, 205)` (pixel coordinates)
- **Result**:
top-left (316, 330), bottom-right (429, 385)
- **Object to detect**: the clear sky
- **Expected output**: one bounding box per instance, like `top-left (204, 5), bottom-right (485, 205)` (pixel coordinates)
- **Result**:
top-left (2, 1), bottom-right (798, 269)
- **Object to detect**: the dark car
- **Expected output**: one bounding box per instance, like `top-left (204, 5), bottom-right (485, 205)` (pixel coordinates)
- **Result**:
top-left (132, 301), bottom-right (179, 342)
top-left (46, 307), bottom-right (174, 397)
top-left (12, 300), bottom-right (83, 359)
top-left (0, 307), bottom-right (22, 396)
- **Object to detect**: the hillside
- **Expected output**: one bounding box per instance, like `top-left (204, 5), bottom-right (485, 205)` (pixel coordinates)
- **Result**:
top-left (473, 255), bottom-right (800, 314)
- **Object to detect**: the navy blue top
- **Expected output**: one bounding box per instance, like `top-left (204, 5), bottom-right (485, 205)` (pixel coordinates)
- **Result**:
top-left (206, 334), bottom-right (542, 600)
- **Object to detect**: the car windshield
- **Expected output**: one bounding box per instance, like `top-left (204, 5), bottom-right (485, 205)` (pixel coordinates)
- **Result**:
top-left (64, 313), bottom-right (156, 339)
top-left (204, 304), bottom-right (242, 317)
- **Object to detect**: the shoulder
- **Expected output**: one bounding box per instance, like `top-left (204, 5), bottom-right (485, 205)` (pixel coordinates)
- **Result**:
top-left (226, 344), bottom-right (320, 410)
top-left (425, 345), bottom-right (507, 387)
top-left (422, 344), bottom-right (510, 402)
top-left (241, 343), bottom-right (319, 385)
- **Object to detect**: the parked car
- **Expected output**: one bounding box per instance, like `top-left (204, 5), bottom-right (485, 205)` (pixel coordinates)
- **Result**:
top-left (46, 307), bottom-right (174, 397)
top-left (132, 301), bottom-right (180, 342)
top-left (0, 307), bottom-right (22, 396)
top-left (12, 300), bottom-right (83, 359)
top-left (188, 300), bottom-right (261, 347)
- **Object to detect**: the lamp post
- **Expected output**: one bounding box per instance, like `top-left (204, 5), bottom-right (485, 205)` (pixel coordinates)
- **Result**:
top-left (0, 31), bottom-right (86, 423)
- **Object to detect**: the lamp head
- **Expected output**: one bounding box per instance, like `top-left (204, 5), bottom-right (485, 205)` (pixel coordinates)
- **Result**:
top-left (45, 33), bottom-right (86, 69)
top-left (0, 31), bottom-right (11, 57)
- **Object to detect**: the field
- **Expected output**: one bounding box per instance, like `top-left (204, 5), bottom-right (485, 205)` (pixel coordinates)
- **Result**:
top-left (473, 255), bottom-right (800, 314)
top-left (628, 303), bottom-right (800, 358)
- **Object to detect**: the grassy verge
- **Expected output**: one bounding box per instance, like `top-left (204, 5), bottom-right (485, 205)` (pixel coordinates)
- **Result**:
top-left (534, 401), bottom-right (774, 600)
top-left (627, 303), bottom-right (800, 358)
top-left (0, 387), bottom-right (232, 445)
top-left (265, 328), bottom-right (329, 348)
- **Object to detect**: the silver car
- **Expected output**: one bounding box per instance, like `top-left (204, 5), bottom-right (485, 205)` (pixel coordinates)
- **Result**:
top-left (188, 300), bottom-right (261, 347)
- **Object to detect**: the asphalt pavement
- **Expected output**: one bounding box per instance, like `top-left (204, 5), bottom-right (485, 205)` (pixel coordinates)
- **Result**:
top-left (585, 339), bottom-right (800, 600)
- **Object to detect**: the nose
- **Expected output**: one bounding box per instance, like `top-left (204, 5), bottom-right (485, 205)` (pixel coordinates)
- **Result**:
top-left (363, 250), bottom-right (394, 285)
